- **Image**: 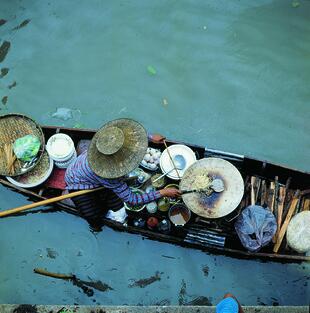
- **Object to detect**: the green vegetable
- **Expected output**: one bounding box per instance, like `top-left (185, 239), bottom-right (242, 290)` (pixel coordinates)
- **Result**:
top-left (73, 123), bottom-right (86, 129)
top-left (291, 1), bottom-right (300, 8)
top-left (13, 134), bottom-right (40, 162)
top-left (147, 65), bottom-right (157, 75)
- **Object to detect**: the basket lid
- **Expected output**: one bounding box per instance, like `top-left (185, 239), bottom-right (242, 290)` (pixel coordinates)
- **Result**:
top-left (0, 114), bottom-right (45, 176)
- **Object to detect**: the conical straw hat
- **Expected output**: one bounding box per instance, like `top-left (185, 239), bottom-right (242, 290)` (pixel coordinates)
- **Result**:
top-left (180, 158), bottom-right (244, 219)
top-left (87, 118), bottom-right (148, 179)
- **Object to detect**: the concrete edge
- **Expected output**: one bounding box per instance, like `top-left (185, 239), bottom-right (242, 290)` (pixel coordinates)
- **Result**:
top-left (0, 305), bottom-right (309, 313)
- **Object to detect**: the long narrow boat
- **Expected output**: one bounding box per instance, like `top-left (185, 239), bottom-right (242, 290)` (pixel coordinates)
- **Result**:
top-left (1, 125), bottom-right (309, 263)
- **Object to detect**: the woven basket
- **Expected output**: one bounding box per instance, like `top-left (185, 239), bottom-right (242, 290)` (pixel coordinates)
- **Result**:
top-left (0, 114), bottom-right (45, 176)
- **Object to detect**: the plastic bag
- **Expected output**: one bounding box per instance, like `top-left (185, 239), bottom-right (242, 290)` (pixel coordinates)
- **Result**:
top-left (52, 107), bottom-right (81, 121)
top-left (235, 205), bottom-right (277, 252)
top-left (13, 134), bottom-right (40, 162)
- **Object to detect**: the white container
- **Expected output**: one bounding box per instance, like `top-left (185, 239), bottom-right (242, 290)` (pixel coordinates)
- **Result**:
top-left (146, 201), bottom-right (157, 214)
top-left (46, 133), bottom-right (76, 168)
top-left (54, 149), bottom-right (77, 169)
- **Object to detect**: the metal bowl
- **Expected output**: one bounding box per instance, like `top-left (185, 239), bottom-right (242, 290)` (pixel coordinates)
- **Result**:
top-left (6, 151), bottom-right (53, 188)
top-left (168, 203), bottom-right (191, 226)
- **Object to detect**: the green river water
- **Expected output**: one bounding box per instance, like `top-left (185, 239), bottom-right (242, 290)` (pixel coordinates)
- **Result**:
top-left (0, 0), bottom-right (309, 306)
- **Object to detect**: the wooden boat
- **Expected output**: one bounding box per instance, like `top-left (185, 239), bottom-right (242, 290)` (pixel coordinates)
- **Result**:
top-left (1, 125), bottom-right (309, 263)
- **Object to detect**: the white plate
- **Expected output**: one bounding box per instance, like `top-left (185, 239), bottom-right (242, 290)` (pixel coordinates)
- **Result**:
top-left (159, 144), bottom-right (197, 180)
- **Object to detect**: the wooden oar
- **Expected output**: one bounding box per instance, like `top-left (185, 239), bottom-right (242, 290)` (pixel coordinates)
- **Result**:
top-left (0, 187), bottom-right (104, 218)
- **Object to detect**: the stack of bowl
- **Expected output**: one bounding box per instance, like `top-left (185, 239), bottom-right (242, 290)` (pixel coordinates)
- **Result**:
top-left (46, 133), bottom-right (76, 168)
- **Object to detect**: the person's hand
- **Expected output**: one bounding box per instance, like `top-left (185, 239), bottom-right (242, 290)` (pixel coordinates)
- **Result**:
top-left (149, 133), bottom-right (166, 144)
top-left (159, 188), bottom-right (181, 198)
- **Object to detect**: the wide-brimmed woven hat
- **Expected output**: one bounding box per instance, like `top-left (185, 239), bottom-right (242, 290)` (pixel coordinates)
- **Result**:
top-left (180, 158), bottom-right (244, 219)
top-left (87, 118), bottom-right (148, 179)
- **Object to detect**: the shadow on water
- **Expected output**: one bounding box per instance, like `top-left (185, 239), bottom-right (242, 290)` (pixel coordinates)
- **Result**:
top-left (129, 271), bottom-right (163, 288)
top-left (12, 19), bottom-right (31, 31)
top-left (0, 19), bottom-right (7, 27)
top-left (33, 268), bottom-right (113, 297)
top-left (0, 41), bottom-right (10, 62)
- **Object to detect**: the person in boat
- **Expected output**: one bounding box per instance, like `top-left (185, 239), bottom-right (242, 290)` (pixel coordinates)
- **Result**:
top-left (65, 118), bottom-right (181, 222)
top-left (216, 293), bottom-right (244, 313)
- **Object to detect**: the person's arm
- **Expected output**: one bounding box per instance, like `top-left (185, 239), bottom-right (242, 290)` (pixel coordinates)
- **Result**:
top-left (102, 179), bottom-right (181, 206)
top-left (148, 133), bottom-right (166, 144)
top-left (223, 293), bottom-right (244, 313)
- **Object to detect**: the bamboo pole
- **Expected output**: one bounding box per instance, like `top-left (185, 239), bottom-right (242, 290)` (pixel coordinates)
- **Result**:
top-left (302, 198), bottom-right (310, 211)
top-left (251, 176), bottom-right (256, 205)
top-left (273, 190), bottom-right (300, 253)
top-left (34, 268), bottom-right (74, 280)
top-left (267, 182), bottom-right (275, 212)
top-left (0, 187), bottom-right (104, 218)
top-left (275, 186), bottom-right (286, 241)
top-left (254, 177), bottom-right (261, 204)
top-left (260, 180), bottom-right (266, 206)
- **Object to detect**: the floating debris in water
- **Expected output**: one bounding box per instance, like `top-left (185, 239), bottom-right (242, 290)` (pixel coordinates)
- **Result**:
top-left (162, 98), bottom-right (168, 107)
top-left (202, 264), bottom-right (209, 277)
top-left (154, 299), bottom-right (171, 306)
top-left (8, 81), bottom-right (17, 89)
top-left (73, 122), bottom-right (86, 129)
top-left (0, 19), bottom-right (7, 27)
top-left (203, 25), bottom-right (207, 30)
top-left (0, 41), bottom-right (11, 63)
top-left (12, 19), bottom-right (31, 30)
top-left (52, 107), bottom-right (73, 120)
top-left (2, 96), bottom-right (8, 105)
top-left (77, 279), bottom-right (113, 293)
top-left (256, 297), bottom-right (267, 306)
top-left (0, 68), bottom-right (9, 78)
top-left (147, 65), bottom-right (157, 75)
top-left (291, 0), bottom-right (300, 7)
top-left (34, 267), bottom-right (113, 297)
top-left (185, 296), bottom-right (212, 306)
top-left (178, 279), bottom-right (187, 305)
top-left (129, 271), bottom-right (162, 288)
top-left (161, 254), bottom-right (175, 259)
top-left (46, 248), bottom-right (58, 259)
top-left (51, 107), bottom-right (81, 121)
top-left (118, 106), bottom-right (127, 114)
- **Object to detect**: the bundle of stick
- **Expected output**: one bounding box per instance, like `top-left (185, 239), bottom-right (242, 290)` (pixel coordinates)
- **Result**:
top-left (3, 143), bottom-right (16, 175)
top-left (273, 190), bottom-right (300, 253)
top-left (299, 189), bottom-right (310, 212)
top-left (245, 176), bottom-right (302, 250)
top-left (184, 227), bottom-right (226, 247)
top-left (224, 174), bottom-right (308, 253)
